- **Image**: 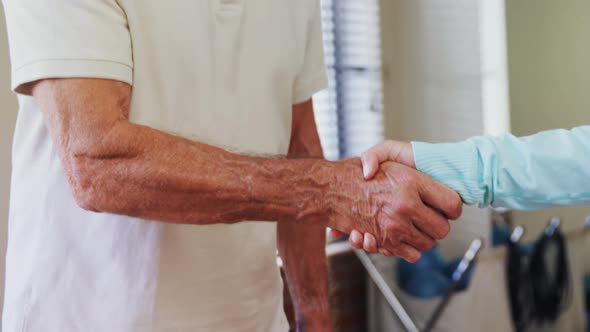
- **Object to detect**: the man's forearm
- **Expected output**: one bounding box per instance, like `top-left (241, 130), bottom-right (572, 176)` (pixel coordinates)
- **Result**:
top-left (278, 223), bottom-right (330, 328)
top-left (64, 120), bottom-right (337, 225)
top-left (35, 79), bottom-right (335, 226)
top-left (279, 101), bottom-right (331, 330)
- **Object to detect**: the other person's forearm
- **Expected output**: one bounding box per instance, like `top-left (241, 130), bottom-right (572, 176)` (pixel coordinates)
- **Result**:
top-left (411, 126), bottom-right (590, 209)
top-left (362, 126), bottom-right (590, 210)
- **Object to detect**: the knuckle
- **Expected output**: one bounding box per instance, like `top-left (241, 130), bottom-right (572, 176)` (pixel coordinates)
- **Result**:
top-left (402, 172), bottom-right (418, 187)
top-left (422, 238), bottom-right (436, 251)
top-left (412, 237), bottom-right (434, 252)
top-left (435, 221), bottom-right (451, 239)
top-left (395, 200), bottom-right (417, 215)
top-left (444, 193), bottom-right (463, 219)
top-left (360, 150), bottom-right (372, 160)
top-left (385, 221), bottom-right (403, 234)
top-left (452, 197), bottom-right (464, 219)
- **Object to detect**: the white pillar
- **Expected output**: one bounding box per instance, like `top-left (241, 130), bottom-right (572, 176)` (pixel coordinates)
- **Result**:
top-left (380, 0), bottom-right (511, 256)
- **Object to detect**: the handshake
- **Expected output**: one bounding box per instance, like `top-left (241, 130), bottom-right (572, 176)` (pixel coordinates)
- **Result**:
top-left (321, 140), bottom-right (463, 262)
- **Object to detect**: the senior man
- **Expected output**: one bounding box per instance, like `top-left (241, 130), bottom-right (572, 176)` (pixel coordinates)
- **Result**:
top-left (1, 0), bottom-right (462, 331)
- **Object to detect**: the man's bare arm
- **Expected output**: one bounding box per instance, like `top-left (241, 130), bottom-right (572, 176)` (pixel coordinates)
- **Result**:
top-left (33, 78), bottom-right (332, 225)
top-left (32, 78), bottom-right (462, 258)
top-left (278, 100), bottom-right (331, 331)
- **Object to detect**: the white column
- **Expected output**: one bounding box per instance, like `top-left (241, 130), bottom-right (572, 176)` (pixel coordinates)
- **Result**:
top-left (479, 0), bottom-right (511, 136)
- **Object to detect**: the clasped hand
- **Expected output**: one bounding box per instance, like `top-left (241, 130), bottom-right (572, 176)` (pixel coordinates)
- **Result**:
top-left (327, 141), bottom-right (462, 262)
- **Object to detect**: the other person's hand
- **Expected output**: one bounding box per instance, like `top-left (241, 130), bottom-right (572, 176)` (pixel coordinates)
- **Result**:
top-left (361, 140), bottom-right (415, 178)
top-left (326, 158), bottom-right (462, 262)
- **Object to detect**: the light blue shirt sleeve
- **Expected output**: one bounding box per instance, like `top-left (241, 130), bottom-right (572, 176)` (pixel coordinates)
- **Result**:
top-left (412, 126), bottom-right (590, 210)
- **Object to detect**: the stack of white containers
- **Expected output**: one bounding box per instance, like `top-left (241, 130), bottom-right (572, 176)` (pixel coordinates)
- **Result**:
top-left (334, 0), bottom-right (385, 158)
top-left (312, 0), bottom-right (340, 161)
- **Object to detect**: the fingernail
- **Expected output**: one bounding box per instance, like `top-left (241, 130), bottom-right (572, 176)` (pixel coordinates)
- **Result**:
top-left (362, 165), bottom-right (370, 179)
top-left (351, 231), bottom-right (362, 244)
top-left (364, 235), bottom-right (371, 249)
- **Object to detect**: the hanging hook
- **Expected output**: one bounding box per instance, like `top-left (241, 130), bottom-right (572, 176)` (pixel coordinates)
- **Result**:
top-left (510, 225), bottom-right (525, 243)
top-left (545, 217), bottom-right (561, 236)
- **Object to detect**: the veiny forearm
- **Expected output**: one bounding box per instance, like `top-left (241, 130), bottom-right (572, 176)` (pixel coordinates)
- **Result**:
top-left (278, 100), bottom-right (331, 330)
top-left (34, 79), bottom-right (334, 226)
top-left (72, 122), bottom-right (334, 224)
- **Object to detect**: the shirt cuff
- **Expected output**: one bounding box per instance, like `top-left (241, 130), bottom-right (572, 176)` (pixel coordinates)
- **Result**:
top-left (12, 59), bottom-right (133, 95)
top-left (412, 140), bottom-right (488, 207)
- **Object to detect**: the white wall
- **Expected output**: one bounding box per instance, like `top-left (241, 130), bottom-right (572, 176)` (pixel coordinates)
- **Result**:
top-left (505, 0), bottom-right (590, 240)
top-left (378, 0), bottom-right (511, 257)
top-left (0, 5), bottom-right (17, 314)
top-left (379, 0), bottom-right (590, 248)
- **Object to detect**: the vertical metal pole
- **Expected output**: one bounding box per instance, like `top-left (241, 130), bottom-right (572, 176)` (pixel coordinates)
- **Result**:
top-left (355, 250), bottom-right (420, 332)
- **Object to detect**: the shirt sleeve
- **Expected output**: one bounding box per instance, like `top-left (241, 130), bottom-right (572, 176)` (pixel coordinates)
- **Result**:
top-left (2, 0), bottom-right (133, 95)
top-left (412, 126), bottom-right (590, 210)
top-left (291, 0), bottom-right (328, 105)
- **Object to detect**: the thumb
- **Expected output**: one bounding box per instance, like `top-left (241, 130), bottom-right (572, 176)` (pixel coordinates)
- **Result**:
top-left (361, 151), bottom-right (380, 180)
top-left (361, 141), bottom-right (408, 179)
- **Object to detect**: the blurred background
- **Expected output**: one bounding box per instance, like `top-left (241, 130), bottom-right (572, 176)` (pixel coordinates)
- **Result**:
top-left (1, 0), bottom-right (589, 331)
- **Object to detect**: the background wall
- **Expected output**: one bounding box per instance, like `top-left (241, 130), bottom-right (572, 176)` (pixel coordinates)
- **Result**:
top-left (378, 0), bottom-right (512, 257)
top-left (506, 0), bottom-right (590, 240)
top-left (0, 5), bottom-right (16, 315)
top-left (379, 0), bottom-right (590, 247)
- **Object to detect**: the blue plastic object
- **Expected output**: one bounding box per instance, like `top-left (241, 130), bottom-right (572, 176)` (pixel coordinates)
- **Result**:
top-left (402, 269), bottom-right (451, 299)
top-left (492, 223), bottom-right (511, 247)
top-left (399, 247), bottom-right (445, 270)
top-left (397, 247), bottom-right (446, 288)
top-left (396, 246), bottom-right (478, 298)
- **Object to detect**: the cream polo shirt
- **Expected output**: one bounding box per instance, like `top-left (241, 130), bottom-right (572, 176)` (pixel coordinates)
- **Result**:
top-left (1, 0), bottom-right (327, 331)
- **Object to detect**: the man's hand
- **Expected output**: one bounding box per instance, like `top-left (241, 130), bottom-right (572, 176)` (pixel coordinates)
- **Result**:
top-left (332, 140), bottom-right (463, 258)
top-left (326, 158), bottom-right (462, 262)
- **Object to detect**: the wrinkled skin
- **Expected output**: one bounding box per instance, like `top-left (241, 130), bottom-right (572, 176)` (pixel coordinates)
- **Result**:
top-left (334, 140), bottom-right (463, 259)
top-left (327, 158), bottom-right (462, 262)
